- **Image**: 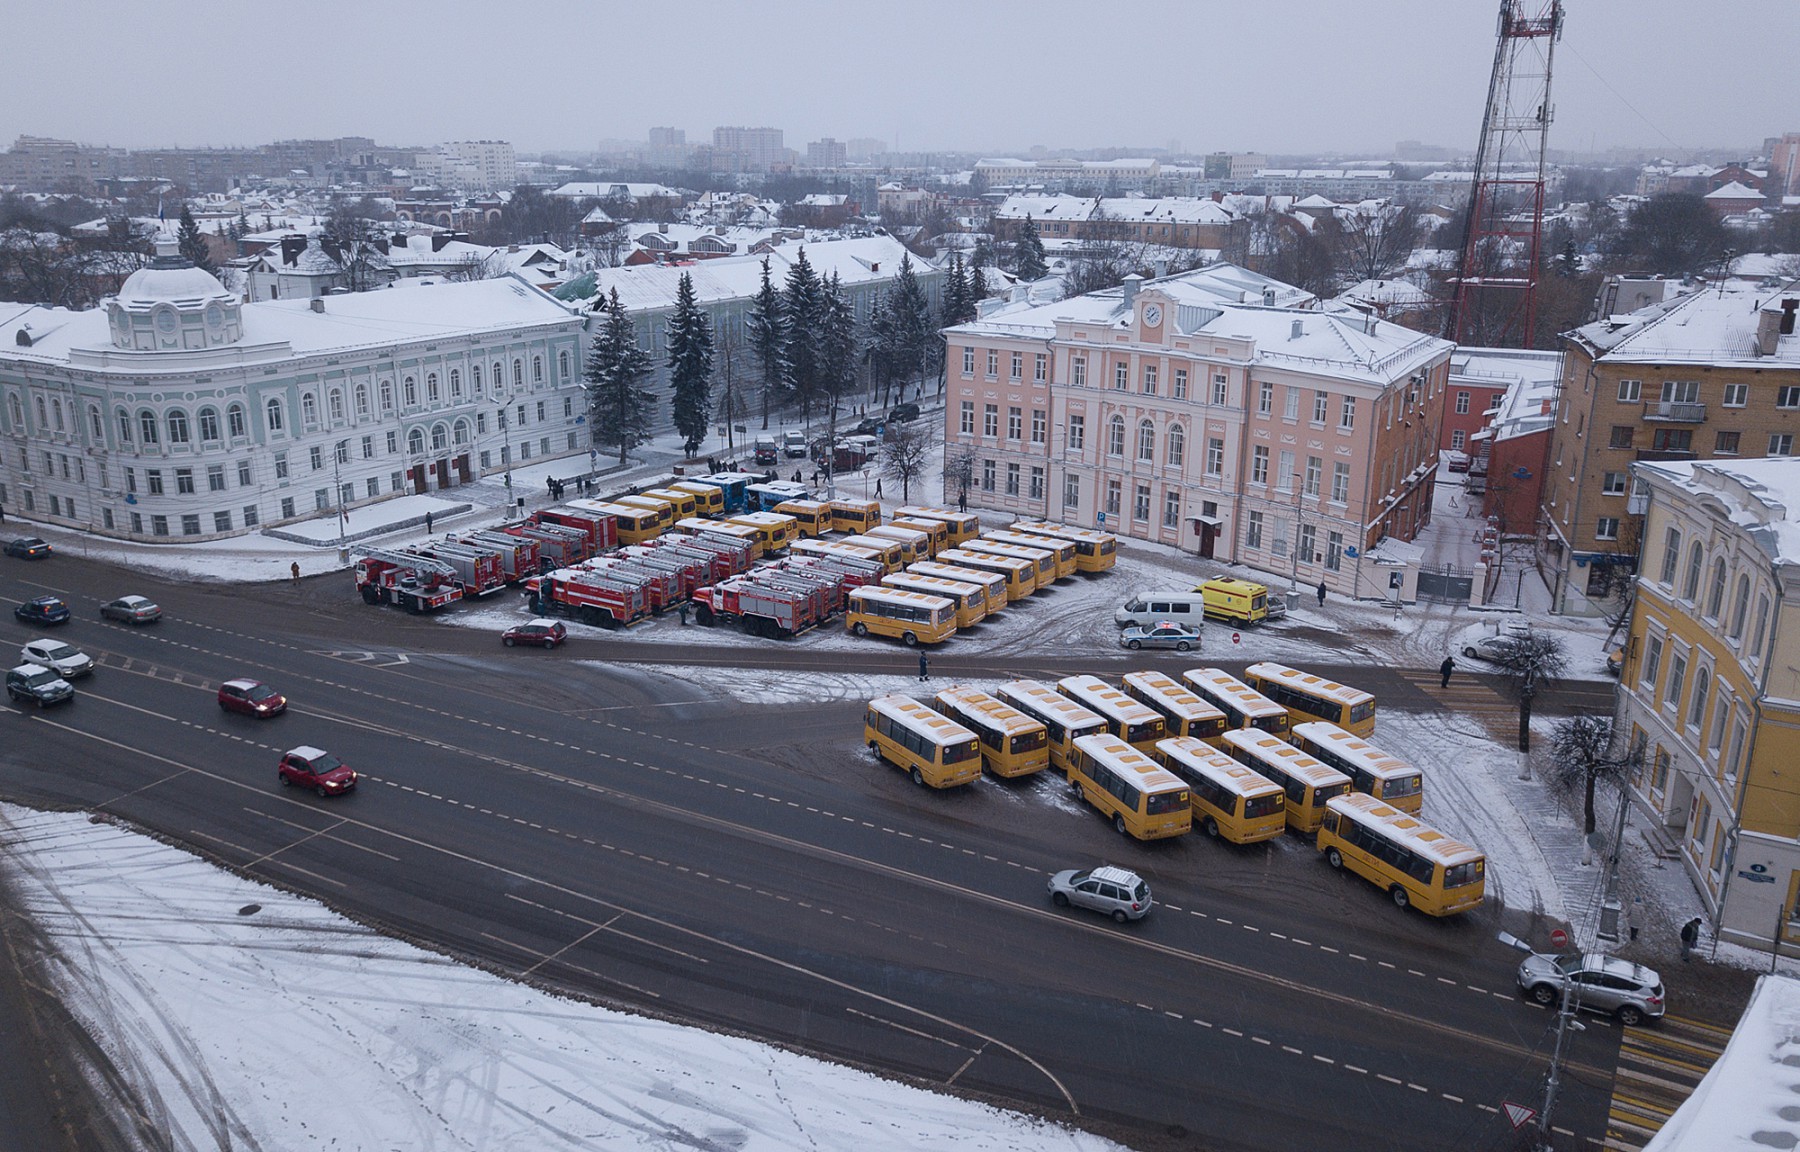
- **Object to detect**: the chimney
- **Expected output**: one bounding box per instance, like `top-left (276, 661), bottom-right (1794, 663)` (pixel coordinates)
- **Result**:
top-left (1757, 306), bottom-right (1783, 355)
top-left (1291, 319), bottom-right (1304, 340)
top-left (659, 222), bottom-right (669, 234)
top-left (1262, 287), bottom-right (1276, 306)
top-left (1211, 190), bottom-right (1224, 203)
top-left (431, 232), bottom-right (451, 252)
top-left (1783, 298), bottom-right (1798, 335)
top-left (1153, 259), bottom-right (1168, 278)
top-left (310, 297), bottom-right (325, 313)
top-left (1120, 274), bottom-right (1142, 309)
top-left (280, 234), bottom-right (306, 265)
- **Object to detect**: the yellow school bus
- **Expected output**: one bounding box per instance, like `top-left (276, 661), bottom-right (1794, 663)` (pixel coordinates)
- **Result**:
top-left (1288, 721), bottom-right (1422, 814)
top-left (1180, 668), bottom-right (1290, 735)
top-left (864, 694), bottom-right (982, 789)
top-left (1009, 520), bottom-right (1119, 572)
top-left (864, 523), bottom-right (933, 564)
top-left (1155, 736), bottom-right (1287, 844)
top-left (960, 539), bottom-right (1060, 585)
top-left (838, 534), bottom-right (908, 572)
top-left (882, 572), bottom-right (987, 629)
top-left (907, 561), bottom-right (1006, 616)
top-left (639, 488), bottom-right (699, 521)
top-left (1244, 661), bottom-right (1377, 738)
top-left (674, 516), bottom-right (764, 559)
top-left (727, 511), bottom-right (797, 554)
top-left (1066, 733), bottom-right (1192, 840)
top-left (581, 500), bottom-right (665, 545)
top-left (829, 499), bottom-right (882, 534)
top-left (791, 537), bottom-right (886, 569)
top-left (1056, 675), bottom-right (1166, 754)
top-left (888, 516), bottom-right (949, 557)
top-left (894, 506), bottom-right (981, 546)
top-left (773, 499), bottom-right (834, 538)
top-left (932, 685), bottom-right (1049, 778)
top-left (995, 680), bottom-right (1107, 774)
top-left (1318, 793), bottom-right (1485, 916)
top-left (1122, 671), bottom-right (1230, 746)
top-left (938, 547), bottom-right (1036, 600)
top-left (1220, 728), bottom-right (1351, 835)
top-left (984, 530), bottom-right (1077, 580)
top-left (844, 586), bottom-right (957, 646)
top-left (613, 493), bottom-right (675, 529)
top-left (669, 480), bottom-right (725, 516)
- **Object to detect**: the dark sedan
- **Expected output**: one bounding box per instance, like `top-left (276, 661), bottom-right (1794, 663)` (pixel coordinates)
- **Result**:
top-left (14, 596), bottom-right (72, 626)
top-left (3, 537), bottom-right (52, 559)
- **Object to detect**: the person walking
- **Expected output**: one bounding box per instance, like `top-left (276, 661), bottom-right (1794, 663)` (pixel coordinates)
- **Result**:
top-left (678, 602), bottom-right (689, 626)
top-left (918, 653), bottom-right (929, 682)
top-left (875, 479), bottom-right (883, 499)
top-left (424, 511), bottom-right (433, 534)
top-left (1439, 656), bottom-right (1455, 689)
top-left (290, 561), bottom-right (301, 585)
top-left (1680, 916), bottom-right (1702, 960)
top-left (1316, 580), bottom-right (1327, 607)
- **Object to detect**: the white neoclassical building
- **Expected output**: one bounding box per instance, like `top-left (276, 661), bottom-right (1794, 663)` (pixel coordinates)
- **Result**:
top-left (0, 239), bottom-right (590, 541)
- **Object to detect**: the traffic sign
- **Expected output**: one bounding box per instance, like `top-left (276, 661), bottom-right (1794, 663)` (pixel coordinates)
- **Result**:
top-left (1231, 631), bottom-right (1241, 645)
top-left (1502, 1101), bottom-right (1537, 1130)
top-left (1549, 928), bottom-right (1568, 949)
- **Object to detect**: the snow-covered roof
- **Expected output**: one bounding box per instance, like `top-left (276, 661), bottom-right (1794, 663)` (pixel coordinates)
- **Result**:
top-left (1635, 457), bottom-right (1800, 566)
top-left (567, 235), bottom-right (929, 314)
top-left (1705, 181), bottom-right (1765, 201)
top-left (1096, 197), bottom-right (1238, 225)
top-left (1336, 278), bottom-right (1435, 310)
top-left (992, 194), bottom-right (1097, 221)
top-left (1568, 278), bottom-right (1798, 367)
top-left (1643, 974), bottom-right (1800, 1152)
top-left (1451, 347), bottom-right (1562, 443)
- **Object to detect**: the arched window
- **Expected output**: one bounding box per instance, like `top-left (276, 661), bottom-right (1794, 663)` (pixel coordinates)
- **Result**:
top-left (431, 423), bottom-right (448, 451)
top-left (403, 376), bottom-right (418, 406)
top-left (1730, 575), bottom-right (1750, 639)
top-left (88, 404), bottom-right (103, 440)
top-left (301, 393), bottom-right (318, 425)
top-left (471, 364), bottom-right (483, 397)
top-left (166, 409), bottom-right (190, 444)
top-left (449, 369), bottom-right (462, 399)
top-left (139, 410), bottom-right (160, 444)
top-left (1166, 424), bottom-right (1185, 466)
top-left (426, 373), bottom-right (439, 402)
top-left (50, 398), bottom-right (63, 431)
top-left (379, 380), bottom-right (393, 412)
top-left (198, 407), bottom-right (221, 442)
top-left (116, 408), bottom-right (132, 443)
top-left (1107, 416), bottom-right (1125, 456)
top-left (328, 389), bottom-right (344, 421)
top-left (1683, 542), bottom-right (1704, 601)
top-left (513, 359), bottom-right (524, 388)
top-left (407, 427), bottom-right (425, 454)
top-left (354, 383), bottom-right (368, 417)
top-left (453, 418), bottom-right (470, 445)
top-left (1707, 559), bottom-right (1727, 618)
top-left (492, 362), bottom-right (503, 393)
top-left (1137, 420), bottom-right (1155, 461)
top-left (558, 351), bottom-right (570, 380)
top-left (532, 355), bottom-right (543, 383)
top-left (1751, 593), bottom-right (1772, 657)
top-left (227, 404), bottom-right (246, 439)
top-left (1688, 666), bottom-right (1710, 731)
top-left (34, 396), bottom-right (47, 428)
top-left (8, 394), bottom-right (22, 430)
top-left (265, 398), bottom-right (284, 433)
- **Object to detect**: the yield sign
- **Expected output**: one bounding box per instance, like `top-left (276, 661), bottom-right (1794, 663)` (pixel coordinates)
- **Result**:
top-left (1503, 1101), bottom-right (1537, 1130)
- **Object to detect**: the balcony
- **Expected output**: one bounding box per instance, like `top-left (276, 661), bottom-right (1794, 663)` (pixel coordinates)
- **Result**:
top-left (1643, 401), bottom-right (1706, 423)
top-left (1635, 448), bottom-right (1697, 462)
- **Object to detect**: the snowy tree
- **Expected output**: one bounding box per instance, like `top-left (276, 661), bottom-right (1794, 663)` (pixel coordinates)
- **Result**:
top-left (939, 252), bottom-right (969, 329)
top-left (781, 247), bottom-right (825, 423)
top-left (585, 288), bottom-right (656, 465)
top-left (1014, 214), bottom-right (1049, 280)
top-left (887, 253), bottom-right (934, 401)
top-left (1490, 630), bottom-right (1567, 753)
top-left (746, 256), bottom-right (785, 429)
top-left (881, 418), bottom-right (938, 504)
top-left (176, 206), bottom-right (217, 276)
top-left (1549, 715), bottom-right (1642, 836)
top-left (966, 247), bottom-right (988, 310)
top-left (666, 272), bottom-right (714, 457)
top-left (817, 273), bottom-right (858, 429)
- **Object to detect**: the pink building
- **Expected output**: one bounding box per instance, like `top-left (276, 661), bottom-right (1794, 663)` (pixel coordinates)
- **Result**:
top-left (943, 265), bottom-right (1454, 596)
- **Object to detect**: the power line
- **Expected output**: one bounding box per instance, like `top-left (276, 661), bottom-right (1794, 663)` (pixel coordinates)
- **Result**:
top-left (1562, 41), bottom-right (1684, 154)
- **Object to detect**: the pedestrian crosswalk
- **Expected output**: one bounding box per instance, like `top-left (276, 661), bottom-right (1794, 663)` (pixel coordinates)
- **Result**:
top-left (1388, 668), bottom-right (1616, 741)
top-left (1603, 1015), bottom-right (1730, 1150)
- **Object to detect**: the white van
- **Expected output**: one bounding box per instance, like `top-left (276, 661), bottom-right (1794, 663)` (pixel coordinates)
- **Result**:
top-left (1114, 591), bottom-right (1207, 629)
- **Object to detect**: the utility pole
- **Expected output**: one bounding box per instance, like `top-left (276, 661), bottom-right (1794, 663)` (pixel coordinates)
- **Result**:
top-left (1596, 786), bottom-right (1631, 940)
top-left (1534, 981), bottom-right (1581, 1152)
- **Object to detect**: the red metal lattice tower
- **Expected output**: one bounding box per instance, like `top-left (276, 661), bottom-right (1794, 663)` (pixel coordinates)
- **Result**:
top-left (1447, 1), bottom-right (1564, 348)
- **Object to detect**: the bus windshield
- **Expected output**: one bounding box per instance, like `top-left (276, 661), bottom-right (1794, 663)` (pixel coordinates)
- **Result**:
top-left (1349, 701), bottom-right (1376, 725)
top-left (1010, 730), bottom-right (1047, 753)
top-left (1444, 860), bottom-right (1484, 889)
top-left (1145, 790), bottom-right (1189, 816)
top-left (1245, 793), bottom-right (1284, 819)
top-left (942, 739), bottom-right (980, 763)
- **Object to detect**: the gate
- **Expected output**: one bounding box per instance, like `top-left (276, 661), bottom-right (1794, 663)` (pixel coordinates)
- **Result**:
top-left (1416, 565), bottom-right (1474, 602)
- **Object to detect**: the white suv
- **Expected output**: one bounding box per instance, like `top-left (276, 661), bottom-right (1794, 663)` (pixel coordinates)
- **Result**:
top-left (1047, 866), bottom-right (1152, 923)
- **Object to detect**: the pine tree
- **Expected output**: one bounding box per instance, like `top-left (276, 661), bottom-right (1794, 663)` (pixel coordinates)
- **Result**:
top-left (1015, 214), bottom-right (1049, 280)
top-left (666, 272), bottom-right (714, 457)
top-left (781, 247), bottom-right (824, 423)
top-left (966, 246), bottom-right (988, 310)
top-left (817, 272), bottom-right (858, 429)
top-left (746, 257), bottom-right (785, 429)
top-left (176, 206), bottom-right (217, 276)
top-left (940, 252), bottom-right (968, 329)
top-left (863, 293), bottom-right (898, 407)
top-left (888, 254), bottom-right (933, 400)
top-left (585, 288), bottom-right (656, 465)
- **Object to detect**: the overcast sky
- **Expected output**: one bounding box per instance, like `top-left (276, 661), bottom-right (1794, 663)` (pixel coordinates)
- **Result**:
top-left (4, 1), bottom-right (1786, 159)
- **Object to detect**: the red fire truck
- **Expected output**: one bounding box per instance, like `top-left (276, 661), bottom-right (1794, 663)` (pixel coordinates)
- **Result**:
top-left (462, 531), bottom-right (540, 582)
top-left (692, 576), bottom-right (826, 638)
top-left (354, 548), bottom-right (465, 614)
top-left (527, 567), bottom-right (651, 629)
top-left (534, 507), bottom-right (618, 553)
top-left (416, 541), bottom-right (507, 595)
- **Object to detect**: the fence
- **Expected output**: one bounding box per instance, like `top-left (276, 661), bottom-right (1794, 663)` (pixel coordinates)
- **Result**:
top-left (1415, 565), bottom-right (1474, 603)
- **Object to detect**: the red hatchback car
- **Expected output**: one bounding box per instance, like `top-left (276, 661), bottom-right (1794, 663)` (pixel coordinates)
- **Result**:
top-left (278, 746), bottom-right (358, 797)
top-left (218, 678), bottom-right (287, 717)
top-left (502, 619), bottom-right (567, 649)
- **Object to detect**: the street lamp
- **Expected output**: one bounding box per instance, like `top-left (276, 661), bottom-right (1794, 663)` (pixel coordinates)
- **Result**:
top-left (497, 391), bottom-right (516, 518)
top-left (332, 438), bottom-right (350, 560)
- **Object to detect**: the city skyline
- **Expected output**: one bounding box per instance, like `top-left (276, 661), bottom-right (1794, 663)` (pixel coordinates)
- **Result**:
top-left (3, 0), bottom-right (1789, 162)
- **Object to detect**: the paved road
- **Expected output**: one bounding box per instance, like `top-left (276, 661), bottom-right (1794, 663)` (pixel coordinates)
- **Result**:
top-left (0, 554), bottom-right (1636, 1151)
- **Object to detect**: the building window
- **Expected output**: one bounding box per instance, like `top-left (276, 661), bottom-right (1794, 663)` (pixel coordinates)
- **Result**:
top-left (280, 497), bottom-right (295, 519)
top-left (1657, 526), bottom-right (1683, 584)
top-left (1652, 428), bottom-right (1691, 453)
top-left (309, 446), bottom-right (323, 471)
top-left (380, 381), bottom-right (394, 411)
top-left (1682, 541), bottom-right (1704, 600)
top-left (973, 457), bottom-right (995, 493)
top-left (1284, 388), bottom-right (1300, 421)
top-left (1068, 415), bottom-right (1085, 450)
top-left (1617, 379), bottom-right (1641, 402)
top-left (1063, 473), bottom-right (1080, 508)
top-left (1142, 364), bottom-right (1157, 394)
top-left (1105, 480), bottom-right (1121, 516)
top-left (960, 402), bottom-right (974, 435)
top-left (1340, 397), bottom-right (1355, 429)
top-left (1164, 490), bottom-right (1180, 528)
top-left (1779, 385), bottom-right (1800, 409)
top-left (403, 377), bottom-right (417, 406)
top-left (1730, 575), bottom-right (1750, 639)
top-left (302, 393), bottom-right (319, 426)
top-left (1031, 409), bottom-right (1046, 444)
top-left (207, 464), bottom-right (225, 492)
top-left (1772, 433), bottom-right (1795, 456)
top-left (314, 488), bottom-right (329, 511)
top-left (1299, 523), bottom-right (1317, 565)
top-left (513, 360), bottom-right (523, 388)
top-left (984, 349), bottom-right (998, 378)
top-left (1173, 368), bottom-right (1188, 399)
top-left (533, 355), bottom-right (544, 383)
top-left (336, 439), bottom-right (351, 465)
top-left (1595, 516), bottom-right (1619, 541)
top-left (360, 435), bottom-right (372, 459)
top-left (116, 408), bottom-right (133, 444)
top-left (1251, 445), bottom-right (1269, 485)
top-left (265, 398), bottom-right (284, 433)
top-left (1716, 430), bottom-right (1740, 455)
top-left (1602, 471), bottom-right (1628, 495)
top-left (1246, 510), bottom-right (1264, 549)
top-left (237, 460), bottom-right (253, 487)
top-left (329, 389), bottom-right (345, 421)
top-left (1133, 484), bottom-right (1150, 521)
top-left (1072, 357), bottom-right (1086, 387)
top-left (1608, 425), bottom-right (1632, 449)
top-left (1205, 437), bottom-right (1223, 476)
top-left (983, 404), bottom-right (998, 437)
top-left (1641, 634), bottom-right (1663, 690)
top-left (425, 374), bottom-right (439, 403)
top-left (558, 351), bottom-right (570, 381)
top-left (1332, 462), bottom-right (1350, 503)
top-left (1689, 667), bottom-right (1711, 732)
top-left (1005, 351), bottom-right (1020, 381)
top-left (962, 347), bottom-right (974, 375)
top-left (1108, 416), bottom-right (1125, 457)
top-left (1005, 463), bottom-right (1020, 495)
top-left (1326, 530), bottom-right (1344, 571)
top-left (1312, 391), bottom-right (1329, 423)
top-left (1721, 382), bottom-right (1746, 407)
top-left (1007, 407), bottom-right (1022, 440)
top-left (1451, 429), bottom-right (1466, 450)
top-left (273, 452), bottom-right (289, 481)
top-left (1137, 420), bottom-right (1155, 461)
top-left (181, 514), bottom-right (200, 536)
top-left (1665, 652), bottom-right (1687, 713)
top-left (1213, 374), bottom-right (1228, 406)
top-left (1277, 449), bottom-right (1295, 491)
top-left (1114, 362), bottom-right (1129, 391)
top-left (1167, 425), bottom-right (1186, 465)
top-left (1034, 353), bottom-right (1047, 383)
top-left (1708, 558), bottom-right (1727, 617)
top-left (198, 408), bottom-right (221, 442)
top-left (1304, 456), bottom-right (1322, 497)
top-left (152, 515), bottom-right (169, 536)
top-left (243, 505), bottom-right (259, 527)
top-left (1258, 380), bottom-right (1273, 415)
top-left (212, 510), bottom-right (232, 533)
top-left (1455, 391), bottom-right (1471, 415)
top-left (168, 409), bottom-right (192, 445)
top-left (1029, 466), bottom-right (1044, 500)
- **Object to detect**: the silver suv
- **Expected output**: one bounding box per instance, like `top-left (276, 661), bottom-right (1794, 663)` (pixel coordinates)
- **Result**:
top-left (1516, 952), bottom-right (1665, 1026)
top-left (1047, 866), bottom-right (1152, 923)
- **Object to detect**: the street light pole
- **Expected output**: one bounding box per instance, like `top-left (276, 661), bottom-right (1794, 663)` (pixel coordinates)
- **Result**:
top-left (498, 391), bottom-right (514, 519)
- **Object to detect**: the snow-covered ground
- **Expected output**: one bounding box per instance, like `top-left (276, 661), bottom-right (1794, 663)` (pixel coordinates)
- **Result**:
top-left (0, 804), bottom-right (1122, 1152)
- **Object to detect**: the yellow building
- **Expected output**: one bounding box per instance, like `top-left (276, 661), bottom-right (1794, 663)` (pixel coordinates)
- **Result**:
top-left (1623, 457), bottom-right (1800, 954)
top-left (1544, 284), bottom-right (1800, 616)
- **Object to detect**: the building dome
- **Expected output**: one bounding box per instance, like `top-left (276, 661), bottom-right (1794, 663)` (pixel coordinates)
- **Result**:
top-left (106, 236), bottom-right (244, 350)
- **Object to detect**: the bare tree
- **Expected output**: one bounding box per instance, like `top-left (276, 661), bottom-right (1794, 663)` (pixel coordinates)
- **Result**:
top-left (1491, 630), bottom-right (1567, 752)
top-left (944, 445), bottom-right (977, 511)
top-left (1548, 715), bottom-right (1642, 836)
top-left (443, 251), bottom-right (510, 282)
top-left (881, 418), bottom-right (939, 504)
top-left (1336, 204), bottom-right (1420, 284)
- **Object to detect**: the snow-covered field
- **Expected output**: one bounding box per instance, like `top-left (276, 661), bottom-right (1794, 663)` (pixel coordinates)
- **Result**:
top-left (0, 804), bottom-right (1122, 1152)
